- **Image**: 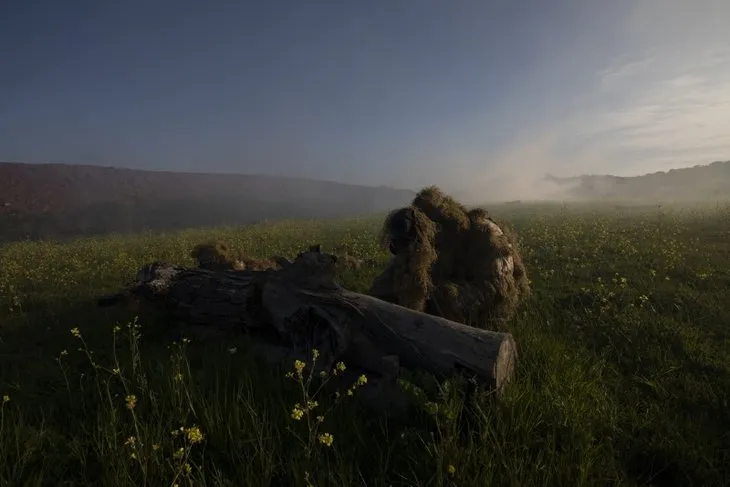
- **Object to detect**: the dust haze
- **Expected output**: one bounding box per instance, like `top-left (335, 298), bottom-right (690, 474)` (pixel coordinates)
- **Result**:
top-left (446, 132), bottom-right (586, 205)
top-left (434, 131), bottom-right (730, 206)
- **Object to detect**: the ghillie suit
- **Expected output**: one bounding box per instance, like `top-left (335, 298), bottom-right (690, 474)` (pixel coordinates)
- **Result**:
top-left (191, 240), bottom-right (282, 272)
top-left (368, 205), bottom-right (438, 312)
top-left (368, 187), bottom-right (530, 330)
top-left (411, 186), bottom-right (471, 283)
top-left (241, 256), bottom-right (281, 271)
top-left (427, 208), bottom-right (530, 327)
top-left (336, 253), bottom-right (365, 271)
top-left (311, 244), bottom-right (364, 271)
top-left (191, 241), bottom-right (245, 271)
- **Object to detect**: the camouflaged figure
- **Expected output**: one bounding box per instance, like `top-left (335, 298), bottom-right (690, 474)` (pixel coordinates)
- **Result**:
top-left (368, 188), bottom-right (530, 330)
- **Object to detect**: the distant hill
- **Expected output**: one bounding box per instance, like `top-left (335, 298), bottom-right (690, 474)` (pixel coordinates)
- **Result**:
top-left (0, 162), bottom-right (415, 241)
top-left (544, 160), bottom-right (730, 201)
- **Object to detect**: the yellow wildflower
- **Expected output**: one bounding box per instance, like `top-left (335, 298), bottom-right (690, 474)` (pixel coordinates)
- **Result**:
top-left (70, 327), bottom-right (81, 337)
top-left (318, 432), bottom-right (334, 447)
top-left (125, 394), bottom-right (137, 410)
top-left (448, 464), bottom-right (456, 475)
top-left (185, 425), bottom-right (204, 444)
top-left (294, 359), bottom-right (306, 378)
top-left (291, 404), bottom-right (305, 420)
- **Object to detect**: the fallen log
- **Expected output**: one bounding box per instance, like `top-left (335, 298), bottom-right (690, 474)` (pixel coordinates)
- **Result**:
top-left (98, 248), bottom-right (518, 410)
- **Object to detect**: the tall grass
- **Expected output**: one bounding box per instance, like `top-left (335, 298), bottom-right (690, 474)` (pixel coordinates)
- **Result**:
top-left (1, 204), bottom-right (729, 486)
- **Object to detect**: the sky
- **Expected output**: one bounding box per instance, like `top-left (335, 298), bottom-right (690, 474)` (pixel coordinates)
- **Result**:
top-left (1, 0), bottom-right (728, 201)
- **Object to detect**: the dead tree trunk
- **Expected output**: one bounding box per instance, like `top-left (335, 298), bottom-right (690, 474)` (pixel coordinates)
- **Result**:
top-left (98, 249), bottom-right (518, 410)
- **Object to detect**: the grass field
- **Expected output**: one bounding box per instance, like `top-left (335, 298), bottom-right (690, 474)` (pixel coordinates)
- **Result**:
top-left (1, 203), bottom-right (729, 486)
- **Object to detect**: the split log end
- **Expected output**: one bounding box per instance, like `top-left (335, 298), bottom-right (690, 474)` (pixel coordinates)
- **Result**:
top-left (494, 333), bottom-right (518, 392)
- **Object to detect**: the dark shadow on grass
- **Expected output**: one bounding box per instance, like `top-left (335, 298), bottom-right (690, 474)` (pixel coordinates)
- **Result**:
top-left (0, 296), bottom-right (191, 408)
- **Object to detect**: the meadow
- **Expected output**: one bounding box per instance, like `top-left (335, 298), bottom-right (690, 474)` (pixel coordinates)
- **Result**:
top-left (0, 202), bottom-right (729, 486)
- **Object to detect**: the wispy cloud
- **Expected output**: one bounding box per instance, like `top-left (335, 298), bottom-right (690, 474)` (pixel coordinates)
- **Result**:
top-left (572, 47), bottom-right (730, 175)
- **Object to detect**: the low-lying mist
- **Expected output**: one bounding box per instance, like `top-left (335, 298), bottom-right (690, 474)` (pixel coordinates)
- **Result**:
top-left (455, 160), bottom-right (730, 206)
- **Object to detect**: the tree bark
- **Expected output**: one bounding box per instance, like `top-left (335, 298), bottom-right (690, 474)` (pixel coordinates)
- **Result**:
top-left (98, 250), bottom-right (518, 408)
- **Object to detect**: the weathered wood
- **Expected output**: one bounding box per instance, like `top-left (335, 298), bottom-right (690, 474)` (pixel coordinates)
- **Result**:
top-left (98, 250), bottom-right (518, 404)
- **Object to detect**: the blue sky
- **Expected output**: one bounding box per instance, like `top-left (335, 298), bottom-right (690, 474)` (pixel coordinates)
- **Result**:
top-left (1, 0), bottom-right (728, 200)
